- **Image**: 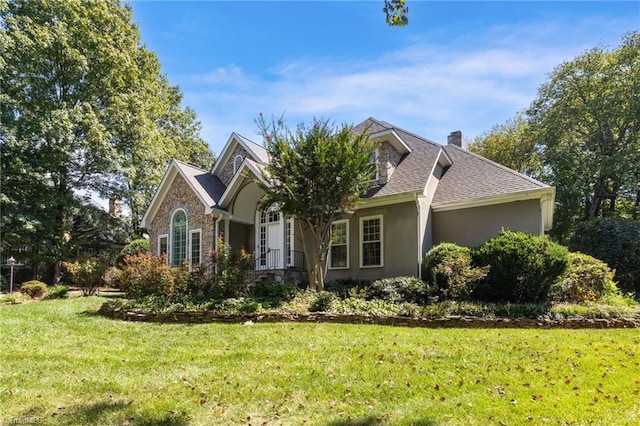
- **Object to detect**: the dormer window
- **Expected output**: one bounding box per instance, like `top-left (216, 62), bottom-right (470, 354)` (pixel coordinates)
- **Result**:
top-left (369, 149), bottom-right (380, 182)
top-left (233, 154), bottom-right (244, 174)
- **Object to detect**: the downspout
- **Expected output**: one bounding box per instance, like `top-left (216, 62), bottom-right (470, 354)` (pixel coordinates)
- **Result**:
top-left (415, 192), bottom-right (422, 280)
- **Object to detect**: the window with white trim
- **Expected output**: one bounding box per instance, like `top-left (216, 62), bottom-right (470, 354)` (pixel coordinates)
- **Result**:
top-left (189, 229), bottom-right (202, 267)
top-left (369, 149), bottom-right (380, 182)
top-left (158, 234), bottom-right (168, 260)
top-left (171, 210), bottom-right (187, 266)
top-left (233, 154), bottom-right (244, 174)
top-left (329, 220), bottom-right (349, 269)
top-left (360, 215), bottom-right (383, 267)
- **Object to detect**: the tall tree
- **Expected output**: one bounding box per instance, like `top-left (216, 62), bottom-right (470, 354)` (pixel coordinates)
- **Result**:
top-left (467, 112), bottom-right (542, 177)
top-left (0, 0), bottom-right (214, 281)
top-left (383, 0), bottom-right (409, 27)
top-left (528, 31), bottom-right (640, 241)
top-left (257, 115), bottom-right (377, 291)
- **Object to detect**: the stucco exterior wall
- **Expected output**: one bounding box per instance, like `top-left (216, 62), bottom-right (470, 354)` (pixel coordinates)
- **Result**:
top-left (147, 173), bottom-right (215, 263)
top-left (433, 199), bottom-right (542, 248)
top-left (326, 201), bottom-right (418, 282)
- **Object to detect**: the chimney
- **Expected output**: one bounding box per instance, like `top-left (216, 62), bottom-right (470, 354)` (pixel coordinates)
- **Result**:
top-left (109, 196), bottom-right (123, 218)
top-left (447, 130), bottom-right (462, 148)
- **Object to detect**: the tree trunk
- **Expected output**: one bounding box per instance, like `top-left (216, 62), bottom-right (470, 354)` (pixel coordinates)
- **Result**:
top-left (299, 221), bottom-right (329, 291)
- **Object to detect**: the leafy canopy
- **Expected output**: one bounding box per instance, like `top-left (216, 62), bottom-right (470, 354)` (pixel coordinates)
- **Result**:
top-left (257, 115), bottom-right (377, 290)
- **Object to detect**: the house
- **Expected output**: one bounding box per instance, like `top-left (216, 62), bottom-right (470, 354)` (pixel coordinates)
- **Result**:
top-left (141, 118), bottom-right (555, 282)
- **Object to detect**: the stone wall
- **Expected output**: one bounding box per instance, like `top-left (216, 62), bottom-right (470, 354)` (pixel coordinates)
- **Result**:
top-left (377, 142), bottom-right (403, 185)
top-left (218, 145), bottom-right (250, 186)
top-left (99, 304), bottom-right (639, 329)
top-left (147, 173), bottom-right (214, 263)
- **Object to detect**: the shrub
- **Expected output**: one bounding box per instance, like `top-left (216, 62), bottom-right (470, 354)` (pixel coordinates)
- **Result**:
top-left (62, 259), bottom-right (108, 296)
top-left (249, 281), bottom-right (302, 301)
top-left (44, 285), bottom-right (68, 300)
top-left (423, 243), bottom-right (489, 301)
top-left (473, 231), bottom-right (569, 303)
top-left (117, 238), bottom-right (150, 264)
top-left (569, 217), bottom-right (640, 295)
top-left (551, 252), bottom-right (618, 303)
top-left (324, 278), bottom-right (371, 299)
top-left (20, 280), bottom-right (48, 298)
top-left (366, 276), bottom-right (431, 305)
top-left (117, 253), bottom-right (175, 299)
top-left (0, 275), bottom-right (7, 292)
top-left (211, 239), bottom-right (254, 298)
top-left (309, 291), bottom-right (337, 312)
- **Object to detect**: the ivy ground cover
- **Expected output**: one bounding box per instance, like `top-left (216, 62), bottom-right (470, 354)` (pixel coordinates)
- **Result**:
top-left (1, 297), bottom-right (638, 425)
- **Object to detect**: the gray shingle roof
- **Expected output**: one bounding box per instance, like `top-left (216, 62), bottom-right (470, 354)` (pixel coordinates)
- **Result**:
top-left (236, 133), bottom-right (269, 164)
top-left (355, 117), bottom-right (442, 198)
top-left (432, 145), bottom-right (549, 204)
top-left (174, 159), bottom-right (226, 209)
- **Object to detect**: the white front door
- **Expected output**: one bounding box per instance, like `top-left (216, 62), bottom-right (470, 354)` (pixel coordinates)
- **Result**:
top-left (256, 208), bottom-right (284, 269)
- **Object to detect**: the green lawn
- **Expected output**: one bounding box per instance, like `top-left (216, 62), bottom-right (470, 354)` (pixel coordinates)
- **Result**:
top-left (1, 297), bottom-right (639, 425)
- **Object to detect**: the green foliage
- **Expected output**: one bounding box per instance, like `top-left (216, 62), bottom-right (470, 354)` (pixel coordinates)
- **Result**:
top-left (44, 285), bottom-right (68, 300)
top-left (0, 0), bottom-right (215, 271)
top-left (257, 115), bottom-right (377, 291)
top-left (366, 276), bottom-right (431, 305)
top-left (211, 239), bottom-right (254, 298)
top-left (116, 253), bottom-right (175, 299)
top-left (249, 281), bottom-right (302, 302)
top-left (569, 217), bottom-right (640, 295)
top-left (0, 275), bottom-right (7, 292)
top-left (383, 0), bottom-right (409, 27)
top-left (528, 32), bottom-right (640, 240)
top-left (309, 291), bottom-right (337, 312)
top-left (118, 238), bottom-right (150, 264)
top-left (551, 252), bottom-right (618, 303)
top-left (467, 112), bottom-right (542, 177)
top-left (473, 231), bottom-right (570, 303)
top-left (19, 280), bottom-right (47, 298)
top-left (324, 278), bottom-right (371, 299)
top-left (423, 243), bottom-right (489, 301)
top-left (62, 258), bottom-right (108, 296)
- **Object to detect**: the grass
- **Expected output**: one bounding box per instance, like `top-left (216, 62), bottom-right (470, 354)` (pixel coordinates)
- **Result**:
top-left (1, 297), bottom-right (639, 425)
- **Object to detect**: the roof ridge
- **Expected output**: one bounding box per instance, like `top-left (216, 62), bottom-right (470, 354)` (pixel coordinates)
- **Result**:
top-left (173, 158), bottom-right (208, 172)
top-left (445, 145), bottom-right (548, 188)
top-left (377, 121), bottom-right (443, 150)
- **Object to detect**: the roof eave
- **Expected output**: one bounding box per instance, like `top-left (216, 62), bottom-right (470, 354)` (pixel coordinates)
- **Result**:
top-left (431, 186), bottom-right (554, 212)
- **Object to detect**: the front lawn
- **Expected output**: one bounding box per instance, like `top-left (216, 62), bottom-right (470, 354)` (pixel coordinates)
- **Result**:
top-left (1, 297), bottom-right (639, 425)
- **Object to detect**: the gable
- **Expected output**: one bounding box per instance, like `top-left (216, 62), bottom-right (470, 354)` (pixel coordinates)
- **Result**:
top-left (211, 133), bottom-right (268, 186)
top-left (141, 160), bottom-right (226, 229)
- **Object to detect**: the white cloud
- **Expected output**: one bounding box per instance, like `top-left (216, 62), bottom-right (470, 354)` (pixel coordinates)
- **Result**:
top-left (182, 17), bottom-right (635, 154)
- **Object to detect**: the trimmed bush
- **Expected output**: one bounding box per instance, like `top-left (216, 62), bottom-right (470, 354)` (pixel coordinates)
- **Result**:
top-left (211, 239), bottom-right (254, 298)
top-left (569, 217), bottom-right (640, 295)
top-left (45, 285), bottom-right (68, 300)
top-left (309, 291), bottom-right (337, 312)
top-left (20, 280), bottom-right (48, 298)
top-left (117, 238), bottom-right (150, 264)
top-left (366, 276), bottom-right (431, 305)
top-left (551, 252), bottom-right (618, 303)
top-left (62, 259), bottom-right (108, 296)
top-left (473, 231), bottom-right (569, 303)
top-left (250, 281), bottom-right (302, 301)
top-left (423, 243), bottom-right (489, 301)
top-left (117, 253), bottom-right (175, 299)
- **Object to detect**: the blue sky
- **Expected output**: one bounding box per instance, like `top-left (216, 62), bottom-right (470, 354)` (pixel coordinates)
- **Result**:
top-left (129, 1), bottom-right (639, 155)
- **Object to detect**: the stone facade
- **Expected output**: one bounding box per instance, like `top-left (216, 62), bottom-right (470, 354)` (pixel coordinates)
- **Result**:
top-left (377, 141), bottom-right (403, 185)
top-left (218, 145), bottom-right (251, 186)
top-left (147, 173), bottom-right (215, 265)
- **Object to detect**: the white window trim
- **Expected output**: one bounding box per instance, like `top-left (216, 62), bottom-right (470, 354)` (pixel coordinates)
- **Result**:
top-left (359, 214), bottom-right (384, 268)
top-left (233, 154), bottom-right (244, 174)
top-left (170, 208), bottom-right (188, 267)
top-left (370, 148), bottom-right (380, 182)
top-left (189, 228), bottom-right (202, 269)
top-left (157, 234), bottom-right (169, 263)
top-left (329, 219), bottom-right (350, 270)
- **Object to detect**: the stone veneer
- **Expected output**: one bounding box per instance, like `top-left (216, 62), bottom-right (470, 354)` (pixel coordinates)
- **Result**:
top-left (218, 145), bottom-right (251, 186)
top-left (147, 173), bottom-right (215, 264)
top-left (98, 303), bottom-right (640, 329)
top-left (376, 141), bottom-right (403, 185)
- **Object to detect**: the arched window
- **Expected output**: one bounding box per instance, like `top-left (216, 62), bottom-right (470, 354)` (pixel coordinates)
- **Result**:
top-left (233, 154), bottom-right (244, 174)
top-left (171, 210), bottom-right (187, 266)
